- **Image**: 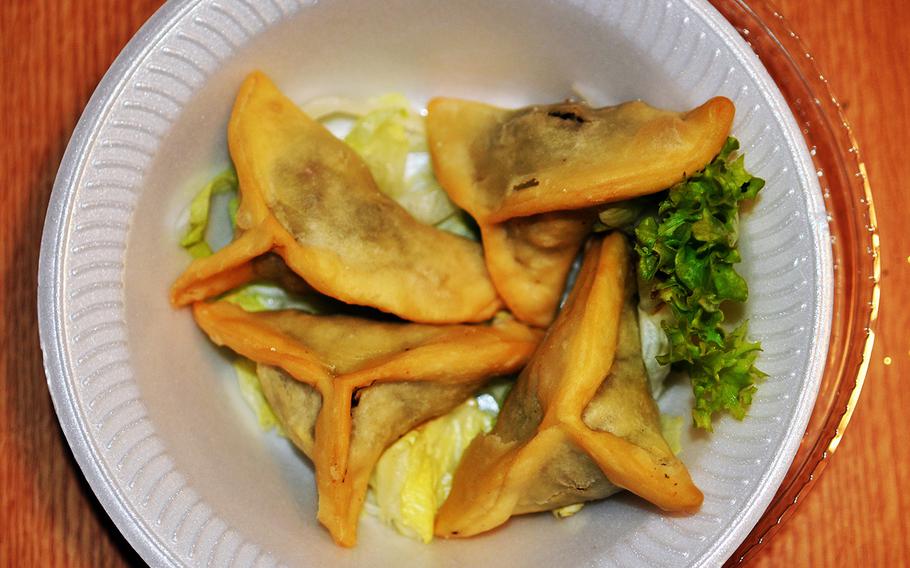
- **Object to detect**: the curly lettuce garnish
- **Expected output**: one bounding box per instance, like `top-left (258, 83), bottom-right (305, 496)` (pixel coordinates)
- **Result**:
top-left (634, 137), bottom-right (766, 430)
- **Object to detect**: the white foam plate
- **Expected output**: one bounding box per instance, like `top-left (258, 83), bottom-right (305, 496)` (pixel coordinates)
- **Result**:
top-left (39, 0), bottom-right (832, 566)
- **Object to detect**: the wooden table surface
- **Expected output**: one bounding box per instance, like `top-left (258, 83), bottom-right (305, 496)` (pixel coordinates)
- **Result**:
top-left (1, 1), bottom-right (907, 566)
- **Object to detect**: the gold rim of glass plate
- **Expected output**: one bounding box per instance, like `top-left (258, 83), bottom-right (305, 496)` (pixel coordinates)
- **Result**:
top-left (708, 0), bottom-right (880, 564)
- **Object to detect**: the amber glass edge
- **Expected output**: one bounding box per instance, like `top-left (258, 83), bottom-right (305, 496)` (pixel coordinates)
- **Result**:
top-left (713, 0), bottom-right (881, 564)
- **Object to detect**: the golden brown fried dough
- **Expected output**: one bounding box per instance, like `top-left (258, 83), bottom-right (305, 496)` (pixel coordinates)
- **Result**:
top-left (192, 301), bottom-right (541, 546)
top-left (426, 96), bottom-right (733, 326)
top-left (171, 72), bottom-right (500, 324)
top-left (435, 234), bottom-right (702, 539)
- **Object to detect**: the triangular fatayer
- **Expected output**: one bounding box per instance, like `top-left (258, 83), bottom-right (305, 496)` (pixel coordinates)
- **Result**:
top-left (171, 72), bottom-right (500, 324)
top-left (191, 300), bottom-right (541, 546)
top-left (435, 233), bottom-right (702, 539)
top-left (427, 96), bottom-right (733, 326)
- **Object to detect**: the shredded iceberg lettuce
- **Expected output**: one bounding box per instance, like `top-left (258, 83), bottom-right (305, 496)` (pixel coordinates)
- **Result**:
top-left (309, 93), bottom-right (478, 239)
top-left (344, 94), bottom-right (417, 197)
top-left (220, 282), bottom-right (328, 314)
top-left (660, 414), bottom-right (685, 455)
top-left (552, 503), bottom-right (585, 519)
top-left (179, 168), bottom-right (238, 258)
top-left (232, 358), bottom-right (282, 433)
top-left (300, 94), bottom-right (420, 125)
top-left (366, 395), bottom-right (502, 543)
top-left (638, 304), bottom-right (673, 398)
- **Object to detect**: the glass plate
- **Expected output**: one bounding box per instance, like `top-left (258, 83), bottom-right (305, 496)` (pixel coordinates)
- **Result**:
top-left (709, 1), bottom-right (880, 564)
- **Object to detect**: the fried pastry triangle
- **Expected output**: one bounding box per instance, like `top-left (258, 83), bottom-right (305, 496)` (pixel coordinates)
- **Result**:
top-left (435, 233), bottom-right (702, 538)
top-left (192, 300), bottom-right (541, 546)
top-left (426, 96), bottom-right (733, 326)
top-left (171, 72), bottom-right (500, 324)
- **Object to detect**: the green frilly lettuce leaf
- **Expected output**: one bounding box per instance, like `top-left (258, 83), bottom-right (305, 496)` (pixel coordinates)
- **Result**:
top-left (634, 137), bottom-right (766, 429)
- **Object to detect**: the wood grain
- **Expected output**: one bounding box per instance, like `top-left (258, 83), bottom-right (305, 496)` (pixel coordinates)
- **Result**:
top-left (0, 0), bottom-right (906, 566)
top-left (752, 0), bottom-right (910, 564)
top-left (0, 2), bottom-right (162, 567)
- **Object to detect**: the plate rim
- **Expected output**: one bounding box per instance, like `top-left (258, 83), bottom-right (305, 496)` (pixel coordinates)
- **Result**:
top-left (38, 2), bottom-right (202, 566)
